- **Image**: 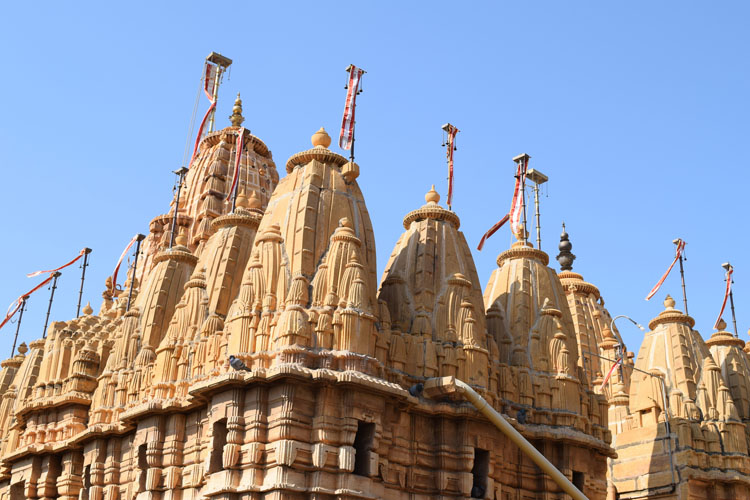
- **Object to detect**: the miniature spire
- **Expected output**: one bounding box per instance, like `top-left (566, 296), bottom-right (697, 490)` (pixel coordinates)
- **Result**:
top-left (425, 185), bottom-right (440, 204)
top-left (248, 190), bottom-right (261, 210)
top-left (312, 127), bottom-right (331, 149)
top-left (664, 294), bottom-right (676, 310)
top-left (82, 302), bottom-right (93, 315)
top-left (556, 223), bottom-right (576, 271)
top-left (175, 226), bottom-right (188, 247)
top-left (229, 93), bottom-right (245, 127)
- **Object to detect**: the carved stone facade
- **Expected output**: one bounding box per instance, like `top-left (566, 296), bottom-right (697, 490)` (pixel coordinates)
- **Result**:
top-left (3, 77), bottom-right (743, 500)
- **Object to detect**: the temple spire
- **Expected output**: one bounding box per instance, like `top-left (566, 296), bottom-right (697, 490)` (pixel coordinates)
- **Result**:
top-left (229, 92), bottom-right (245, 127)
top-left (556, 223), bottom-right (576, 271)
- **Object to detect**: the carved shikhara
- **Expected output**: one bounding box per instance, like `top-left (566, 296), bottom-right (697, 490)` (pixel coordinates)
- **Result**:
top-left (0, 122), bottom-right (747, 500)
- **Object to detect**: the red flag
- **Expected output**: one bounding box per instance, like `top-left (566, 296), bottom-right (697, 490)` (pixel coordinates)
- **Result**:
top-left (112, 235), bottom-right (139, 292)
top-left (227, 127), bottom-right (245, 201)
top-left (445, 124), bottom-right (459, 207)
top-left (190, 61), bottom-right (220, 165)
top-left (509, 156), bottom-right (529, 238)
top-left (339, 65), bottom-right (365, 151)
top-left (477, 214), bottom-right (510, 251)
top-left (27, 248), bottom-right (86, 278)
top-left (645, 239), bottom-right (686, 300)
top-left (714, 265), bottom-right (733, 329)
top-left (0, 274), bottom-right (56, 332)
top-left (601, 357), bottom-right (623, 390)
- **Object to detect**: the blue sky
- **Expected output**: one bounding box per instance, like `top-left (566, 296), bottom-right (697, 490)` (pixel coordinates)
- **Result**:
top-left (0, 2), bottom-right (747, 358)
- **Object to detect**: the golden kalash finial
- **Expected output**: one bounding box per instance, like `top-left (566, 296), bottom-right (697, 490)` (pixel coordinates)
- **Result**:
top-left (425, 185), bottom-right (440, 204)
top-left (312, 127), bottom-right (332, 149)
top-left (229, 93), bottom-right (245, 127)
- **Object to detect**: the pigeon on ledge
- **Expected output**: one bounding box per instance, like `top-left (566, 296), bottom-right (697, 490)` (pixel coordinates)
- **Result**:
top-left (229, 355), bottom-right (251, 372)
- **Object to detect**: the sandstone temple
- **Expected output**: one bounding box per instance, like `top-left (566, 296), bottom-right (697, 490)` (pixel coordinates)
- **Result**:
top-left (0, 69), bottom-right (748, 500)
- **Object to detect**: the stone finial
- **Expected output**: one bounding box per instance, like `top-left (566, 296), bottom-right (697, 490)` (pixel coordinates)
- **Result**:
top-left (235, 188), bottom-right (249, 209)
top-left (175, 226), bottom-right (188, 247)
top-left (664, 295), bottom-right (676, 310)
top-left (82, 302), bottom-right (93, 315)
top-left (248, 190), bottom-right (261, 210)
top-left (425, 185), bottom-right (440, 204)
top-left (311, 127), bottom-right (331, 149)
top-left (716, 318), bottom-right (727, 331)
top-left (229, 93), bottom-right (245, 127)
top-left (17, 343), bottom-right (27, 355)
top-left (556, 223), bottom-right (576, 271)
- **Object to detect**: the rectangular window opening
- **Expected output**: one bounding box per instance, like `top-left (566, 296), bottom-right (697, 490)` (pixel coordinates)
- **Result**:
top-left (471, 448), bottom-right (489, 498)
top-left (573, 470), bottom-right (585, 492)
top-left (353, 421), bottom-right (375, 476)
top-left (208, 419), bottom-right (228, 473)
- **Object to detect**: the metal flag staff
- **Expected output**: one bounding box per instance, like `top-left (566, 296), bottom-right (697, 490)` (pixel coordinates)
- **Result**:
top-left (43, 272), bottom-right (61, 338)
top-left (441, 123), bottom-right (459, 211)
top-left (339, 65), bottom-right (366, 162)
top-left (126, 234), bottom-right (147, 312)
top-left (190, 52), bottom-right (233, 165)
top-left (511, 154), bottom-right (531, 245)
top-left (76, 248), bottom-right (92, 317)
top-left (526, 168), bottom-right (548, 250)
top-left (722, 262), bottom-right (738, 337)
top-left (10, 297), bottom-right (27, 357)
top-left (170, 167), bottom-right (189, 248)
top-left (674, 238), bottom-right (689, 315)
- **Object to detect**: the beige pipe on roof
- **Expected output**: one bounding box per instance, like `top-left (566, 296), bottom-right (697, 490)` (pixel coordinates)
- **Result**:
top-left (422, 377), bottom-right (588, 500)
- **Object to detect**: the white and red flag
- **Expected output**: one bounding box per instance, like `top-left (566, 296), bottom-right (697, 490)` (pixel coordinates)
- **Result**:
top-left (444, 124), bottom-right (459, 207)
top-left (477, 156), bottom-right (529, 251)
top-left (0, 273), bottom-right (56, 331)
top-left (27, 248), bottom-right (87, 278)
top-left (714, 265), bottom-right (734, 329)
top-left (509, 156), bottom-right (529, 238)
top-left (111, 234), bottom-right (139, 292)
top-left (645, 239), bottom-right (686, 300)
top-left (190, 62), bottom-right (220, 164)
top-left (339, 65), bottom-right (365, 151)
top-left (227, 127), bottom-right (245, 201)
top-left (601, 357), bottom-right (623, 390)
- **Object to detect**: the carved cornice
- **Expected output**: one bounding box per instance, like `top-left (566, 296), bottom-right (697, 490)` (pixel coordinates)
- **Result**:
top-left (209, 210), bottom-right (262, 233)
top-left (496, 244), bottom-right (549, 267)
top-left (648, 309), bottom-right (695, 330)
top-left (285, 147), bottom-right (348, 173)
top-left (402, 205), bottom-right (460, 230)
top-left (706, 331), bottom-right (745, 348)
top-left (153, 246), bottom-right (198, 266)
top-left (198, 127), bottom-right (271, 157)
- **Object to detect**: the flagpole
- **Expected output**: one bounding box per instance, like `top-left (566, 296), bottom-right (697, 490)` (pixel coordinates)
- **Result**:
top-left (673, 239), bottom-right (688, 315)
top-left (11, 297), bottom-right (27, 357)
top-left (170, 167), bottom-right (188, 249)
top-left (76, 248), bottom-right (92, 317)
top-left (126, 234), bottom-right (146, 312)
top-left (723, 262), bottom-right (738, 337)
top-left (42, 272), bottom-right (61, 338)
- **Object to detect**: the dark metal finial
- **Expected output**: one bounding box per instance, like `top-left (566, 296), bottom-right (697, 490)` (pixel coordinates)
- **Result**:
top-left (556, 222), bottom-right (576, 271)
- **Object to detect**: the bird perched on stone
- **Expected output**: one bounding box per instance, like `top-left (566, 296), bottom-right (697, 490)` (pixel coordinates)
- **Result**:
top-left (229, 355), bottom-right (250, 372)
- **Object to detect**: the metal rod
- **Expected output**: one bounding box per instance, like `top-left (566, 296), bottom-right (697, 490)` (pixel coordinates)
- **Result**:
top-left (729, 287), bottom-right (738, 337)
top-left (521, 183), bottom-right (528, 245)
top-left (207, 65), bottom-right (223, 133)
top-left (126, 235), bottom-right (146, 312)
top-left (533, 182), bottom-right (541, 249)
top-left (231, 133), bottom-right (242, 213)
top-left (43, 272), bottom-right (61, 338)
top-left (674, 240), bottom-right (689, 315)
top-left (76, 248), bottom-right (92, 317)
top-left (423, 377), bottom-right (588, 500)
top-left (11, 297), bottom-right (27, 357)
top-left (170, 168), bottom-right (188, 248)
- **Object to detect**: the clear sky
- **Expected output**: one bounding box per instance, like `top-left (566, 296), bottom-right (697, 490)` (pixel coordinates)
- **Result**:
top-left (0, 1), bottom-right (747, 359)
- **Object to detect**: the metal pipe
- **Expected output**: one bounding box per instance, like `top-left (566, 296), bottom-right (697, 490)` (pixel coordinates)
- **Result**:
top-left (43, 272), bottom-right (61, 338)
top-left (170, 168), bottom-right (188, 249)
top-left (11, 297), bottom-right (27, 357)
top-left (207, 65), bottom-right (223, 133)
top-left (76, 248), bottom-right (92, 317)
top-left (677, 252), bottom-right (689, 315)
top-left (533, 182), bottom-right (541, 250)
top-left (424, 377), bottom-right (588, 500)
top-left (728, 287), bottom-right (738, 338)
